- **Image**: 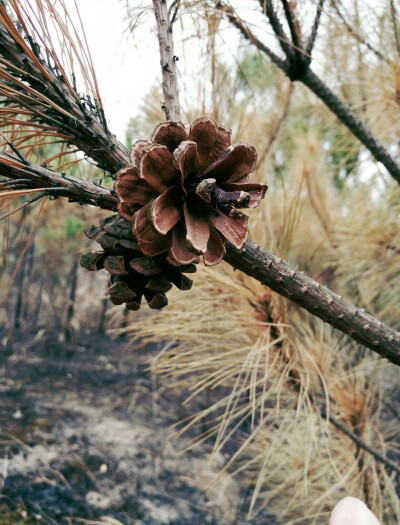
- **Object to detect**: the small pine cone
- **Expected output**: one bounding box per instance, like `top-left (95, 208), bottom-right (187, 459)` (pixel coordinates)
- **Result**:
top-left (80, 214), bottom-right (197, 310)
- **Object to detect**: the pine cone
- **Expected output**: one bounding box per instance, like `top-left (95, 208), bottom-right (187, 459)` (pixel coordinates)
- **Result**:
top-left (80, 214), bottom-right (196, 310)
top-left (114, 116), bottom-right (267, 266)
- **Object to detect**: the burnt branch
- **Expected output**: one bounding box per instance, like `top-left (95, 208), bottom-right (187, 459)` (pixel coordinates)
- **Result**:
top-left (153, 0), bottom-right (181, 121)
top-left (306, 0), bottom-right (326, 55)
top-left (0, 155), bottom-right (118, 211)
top-left (224, 241), bottom-right (400, 366)
top-left (281, 0), bottom-right (302, 51)
top-left (259, 0), bottom-right (293, 58)
top-left (0, 14), bottom-right (129, 174)
top-left (301, 68), bottom-right (400, 184)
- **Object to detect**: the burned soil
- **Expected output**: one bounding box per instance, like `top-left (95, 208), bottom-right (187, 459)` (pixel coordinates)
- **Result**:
top-left (0, 329), bottom-right (277, 525)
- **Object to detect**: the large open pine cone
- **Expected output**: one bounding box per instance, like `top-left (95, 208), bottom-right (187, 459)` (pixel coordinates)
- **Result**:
top-left (80, 215), bottom-right (196, 310)
top-left (81, 116), bottom-right (266, 310)
top-left (114, 116), bottom-right (267, 266)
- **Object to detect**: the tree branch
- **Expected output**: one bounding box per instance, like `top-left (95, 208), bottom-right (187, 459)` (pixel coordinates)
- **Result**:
top-left (281, 0), bottom-right (302, 51)
top-left (0, 16), bottom-right (129, 174)
top-left (0, 155), bottom-right (117, 211)
top-left (153, 0), bottom-right (181, 121)
top-left (300, 68), bottom-right (400, 184)
top-left (1, 153), bottom-right (399, 365)
top-left (217, 3), bottom-right (290, 73)
top-left (305, 0), bottom-right (326, 56)
top-left (224, 241), bottom-right (400, 366)
top-left (259, 0), bottom-right (294, 58)
top-left (218, 3), bottom-right (400, 185)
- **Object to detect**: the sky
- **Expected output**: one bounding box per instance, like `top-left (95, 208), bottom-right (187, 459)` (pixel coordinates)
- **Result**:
top-left (67, 0), bottom-right (324, 144)
top-left (73, 0), bottom-right (161, 142)
top-left (67, 0), bottom-right (247, 144)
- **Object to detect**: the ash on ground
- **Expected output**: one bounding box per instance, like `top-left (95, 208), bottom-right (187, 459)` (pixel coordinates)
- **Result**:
top-left (0, 330), bottom-right (277, 525)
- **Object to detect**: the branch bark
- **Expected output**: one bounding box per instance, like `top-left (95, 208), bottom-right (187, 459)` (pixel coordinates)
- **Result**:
top-left (224, 241), bottom-right (400, 366)
top-left (0, 155), bottom-right (117, 211)
top-left (153, 0), bottom-right (181, 121)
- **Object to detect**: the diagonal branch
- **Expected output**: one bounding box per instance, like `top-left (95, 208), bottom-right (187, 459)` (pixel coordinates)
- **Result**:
top-left (2, 153), bottom-right (400, 367)
top-left (300, 68), bottom-right (400, 184)
top-left (321, 407), bottom-right (400, 477)
top-left (224, 241), bottom-right (400, 366)
top-left (218, 3), bottom-right (289, 73)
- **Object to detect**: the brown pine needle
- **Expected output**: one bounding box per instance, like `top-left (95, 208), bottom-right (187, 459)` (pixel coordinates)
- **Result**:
top-left (0, 192), bottom-right (45, 221)
top-left (0, 188), bottom-right (49, 199)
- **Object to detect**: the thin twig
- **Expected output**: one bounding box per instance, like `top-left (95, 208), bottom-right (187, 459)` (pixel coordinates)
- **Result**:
top-left (169, 0), bottom-right (180, 30)
top-left (217, 3), bottom-right (289, 73)
top-left (305, 0), bottom-right (325, 55)
top-left (281, 0), bottom-right (301, 50)
top-left (0, 190), bottom-right (48, 220)
top-left (259, 0), bottom-right (293, 58)
top-left (321, 407), bottom-right (400, 477)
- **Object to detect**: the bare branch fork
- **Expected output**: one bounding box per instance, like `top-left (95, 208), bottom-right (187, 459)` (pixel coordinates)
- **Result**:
top-left (217, 1), bottom-right (400, 186)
